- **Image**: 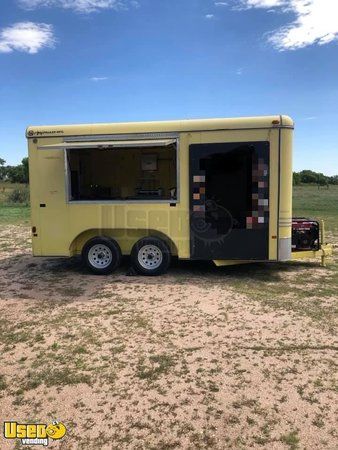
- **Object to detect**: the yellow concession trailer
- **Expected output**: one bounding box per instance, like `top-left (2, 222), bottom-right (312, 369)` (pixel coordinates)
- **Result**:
top-left (26, 116), bottom-right (331, 275)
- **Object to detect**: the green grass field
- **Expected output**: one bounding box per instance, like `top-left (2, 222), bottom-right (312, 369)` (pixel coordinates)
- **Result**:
top-left (293, 185), bottom-right (338, 235)
top-left (0, 205), bottom-right (30, 225)
top-left (0, 182), bottom-right (30, 225)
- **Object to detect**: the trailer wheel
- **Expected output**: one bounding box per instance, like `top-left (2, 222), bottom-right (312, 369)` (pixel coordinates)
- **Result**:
top-left (82, 237), bottom-right (121, 275)
top-left (131, 237), bottom-right (171, 276)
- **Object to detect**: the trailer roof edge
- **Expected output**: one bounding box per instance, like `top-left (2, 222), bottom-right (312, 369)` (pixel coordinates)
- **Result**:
top-left (26, 115), bottom-right (294, 138)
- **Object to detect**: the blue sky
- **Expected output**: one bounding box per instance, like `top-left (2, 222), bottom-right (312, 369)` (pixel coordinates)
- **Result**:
top-left (0, 0), bottom-right (338, 175)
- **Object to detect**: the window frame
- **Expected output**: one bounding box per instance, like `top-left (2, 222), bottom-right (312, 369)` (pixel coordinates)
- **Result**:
top-left (63, 133), bottom-right (180, 204)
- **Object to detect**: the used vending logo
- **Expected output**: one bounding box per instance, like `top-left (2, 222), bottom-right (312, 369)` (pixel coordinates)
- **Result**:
top-left (4, 420), bottom-right (67, 446)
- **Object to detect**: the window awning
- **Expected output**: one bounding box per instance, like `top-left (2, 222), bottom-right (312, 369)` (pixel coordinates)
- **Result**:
top-left (38, 138), bottom-right (176, 150)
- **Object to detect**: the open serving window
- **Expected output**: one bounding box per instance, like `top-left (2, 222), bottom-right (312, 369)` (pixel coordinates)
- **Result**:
top-left (39, 138), bottom-right (179, 202)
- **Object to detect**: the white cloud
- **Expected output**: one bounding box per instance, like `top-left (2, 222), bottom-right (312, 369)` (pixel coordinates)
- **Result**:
top-left (0, 22), bottom-right (55, 54)
top-left (237, 0), bottom-right (338, 50)
top-left (240, 0), bottom-right (286, 7)
top-left (90, 76), bottom-right (108, 81)
top-left (205, 14), bottom-right (215, 19)
top-left (215, 2), bottom-right (228, 5)
top-left (18, 0), bottom-right (135, 13)
top-left (236, 67), bottom-right (243, 75)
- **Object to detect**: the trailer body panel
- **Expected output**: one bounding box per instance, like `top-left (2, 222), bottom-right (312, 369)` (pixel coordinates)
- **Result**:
top-left (27, 116), bottom-right (293, 262)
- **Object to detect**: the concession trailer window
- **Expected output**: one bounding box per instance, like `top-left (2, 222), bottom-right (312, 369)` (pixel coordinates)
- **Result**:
top-left (40, 139), bottom-right (178, 202)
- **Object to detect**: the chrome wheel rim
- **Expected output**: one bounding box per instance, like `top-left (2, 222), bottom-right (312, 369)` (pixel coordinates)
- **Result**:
top-left (88, 244), bottom-right (112, 269)
top-left (138, 245), bottom-right (163, 270)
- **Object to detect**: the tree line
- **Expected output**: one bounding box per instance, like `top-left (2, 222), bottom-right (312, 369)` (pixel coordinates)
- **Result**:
top-left (0, 158), bottom-right (29, 184)
top-left (293, 170), bottom-right (338, 186)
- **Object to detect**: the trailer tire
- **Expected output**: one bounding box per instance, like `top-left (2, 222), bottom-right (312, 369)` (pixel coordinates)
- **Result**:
top-left (131, 237), bottom-right (171, 276)
top-left (82, 237), bottom-right (121, 275)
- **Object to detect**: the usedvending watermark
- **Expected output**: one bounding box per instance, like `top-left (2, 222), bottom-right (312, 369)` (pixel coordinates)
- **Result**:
top-left (4, 420), bottom-right (67, 446)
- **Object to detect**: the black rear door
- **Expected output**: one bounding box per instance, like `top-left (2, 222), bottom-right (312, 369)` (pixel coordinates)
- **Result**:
top-left (189, 141), bottom-right (270, 260)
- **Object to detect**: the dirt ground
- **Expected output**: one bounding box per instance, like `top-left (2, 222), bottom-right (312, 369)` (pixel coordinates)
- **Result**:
top-left (0, 225), bottom-right (337, 450)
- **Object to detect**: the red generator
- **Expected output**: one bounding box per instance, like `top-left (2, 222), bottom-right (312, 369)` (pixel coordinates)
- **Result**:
top-left (292, 218), bottom-right (320, 252)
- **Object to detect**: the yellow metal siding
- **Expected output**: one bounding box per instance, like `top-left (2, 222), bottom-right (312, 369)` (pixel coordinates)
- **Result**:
top-left (279, 128), bottom-right (293, 240)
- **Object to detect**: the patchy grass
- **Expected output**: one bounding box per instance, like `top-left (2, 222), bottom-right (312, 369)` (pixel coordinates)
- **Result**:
top-left (0, 374), bottom-right (7, 391)
top-left (0, 185), bottom-right (336, 449)
top-left (280, 430), bottom-right (300, 449)
top-left (0, 319), bottom-right (36, 346)
top-left (24, 368), bottom-right (91, 390)
top-left (136, 354), bottom-right (176, 382)
top-left (222, 264), bottom-right (338, 328)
